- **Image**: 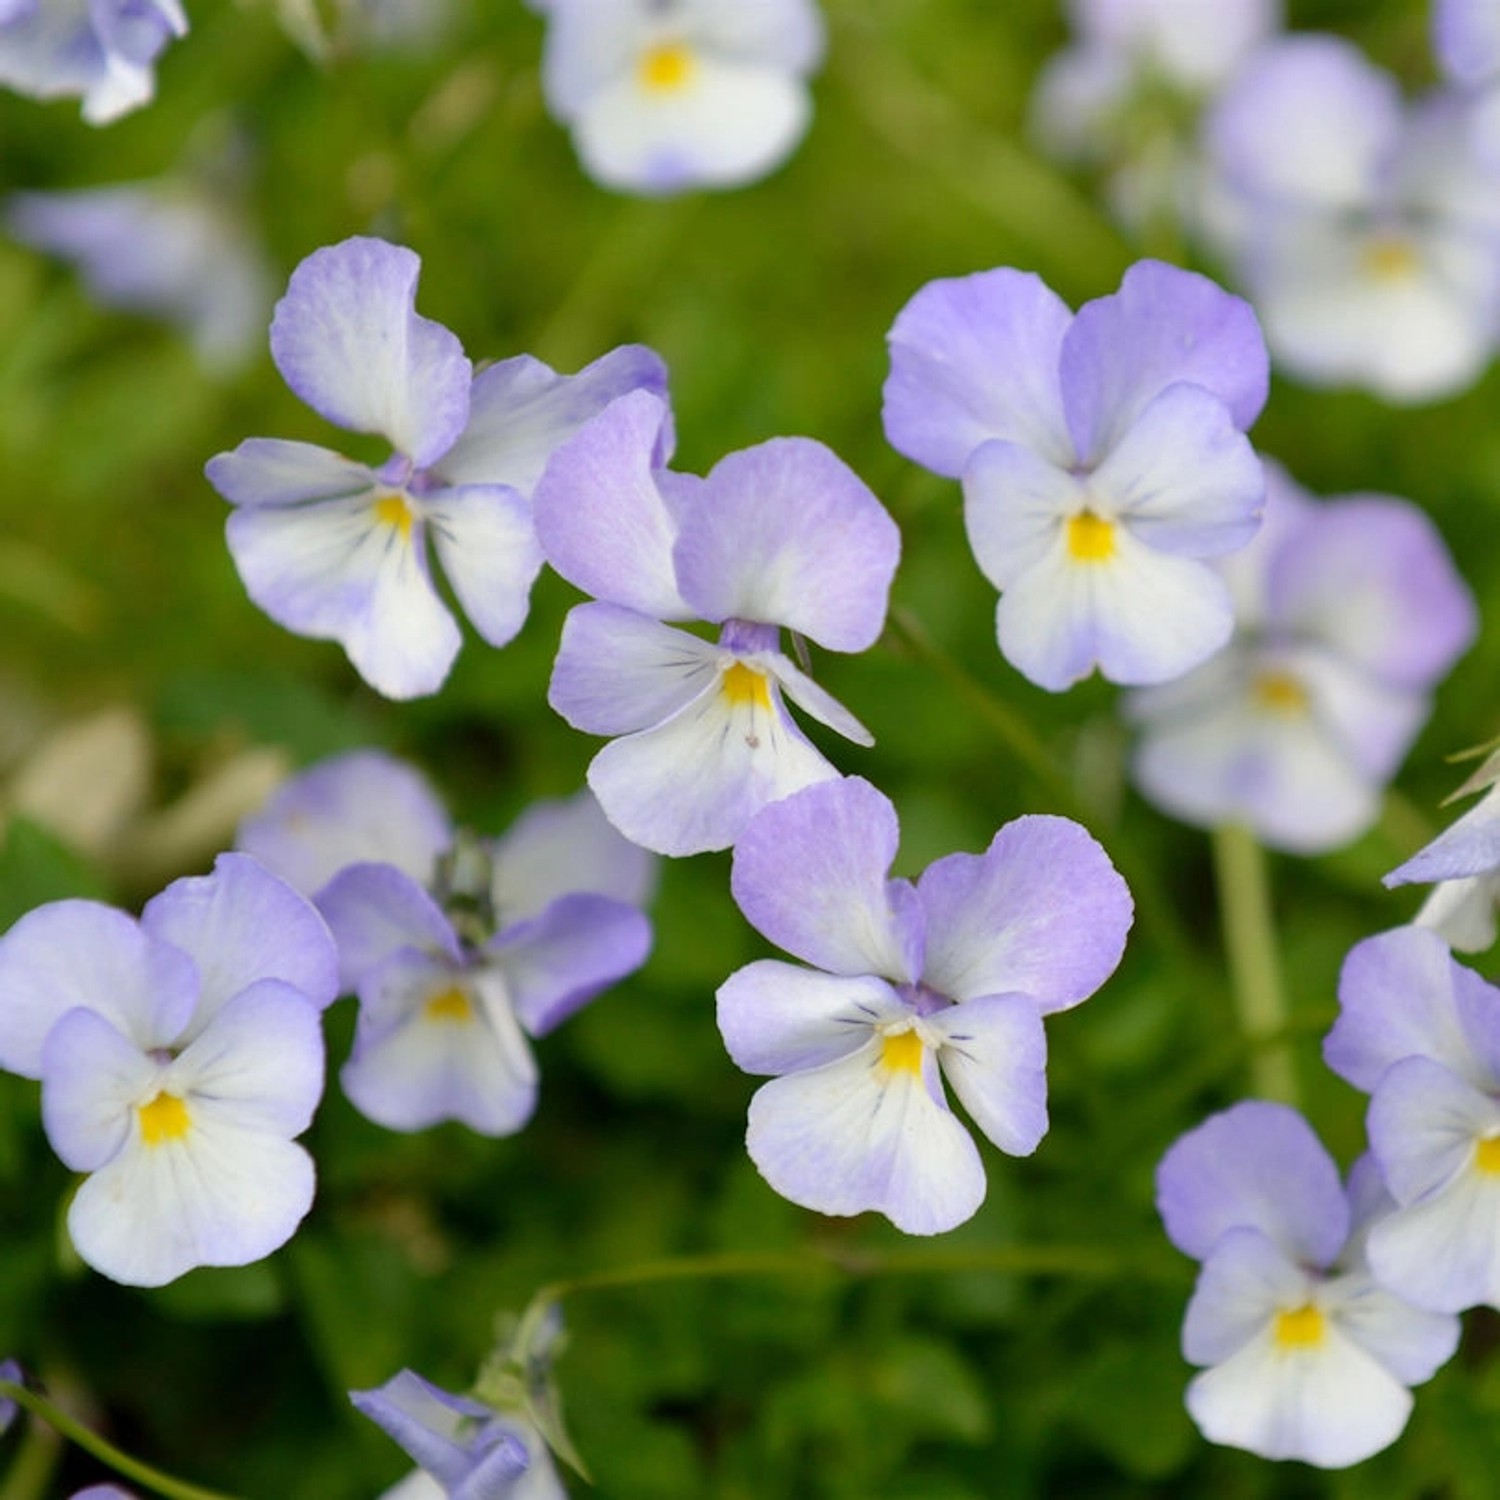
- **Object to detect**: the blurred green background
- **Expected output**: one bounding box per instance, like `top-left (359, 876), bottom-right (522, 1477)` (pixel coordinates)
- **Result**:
top-left (3, 0), bottom-right (1500, 1495)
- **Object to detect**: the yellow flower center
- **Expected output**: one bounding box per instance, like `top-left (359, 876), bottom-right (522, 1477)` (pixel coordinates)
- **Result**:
top-left (1066, 510), bottom-right (1116, 563)
top-left (1362, 235), bottom-right (1419, 282)
top-left (1273, 1303), bottom-right (1325, 1350)
top-left (879, 1028), bottom-right (926, 1076)
top-left (638, 41), bottom-right (696, 93)
top-left (373, 493), bottom-right (415, 540)
top-left (1475, 1136), bottom-right (1500, 1174)
top-left (423, 986), bottom-right (475, 1024)
top-left (1251, 670), bottom-right (1309, 715)
top-left (720, 661), bottom-right (773, 710)
top-left (138, 1092), bottom-right (191, 1147)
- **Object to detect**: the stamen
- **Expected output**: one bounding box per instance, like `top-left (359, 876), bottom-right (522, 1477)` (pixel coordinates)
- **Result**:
top-left (1066, 510), bottom-right (1116, 563)
top-left (1273, 1304), bottom-right (1325, 1350)
top-left (373, 494), bottom-right (415, 540)
top-left (1251, 670), bottom-right (1308, 715)
top-left (1475, 1135), bottom-right (1500, 1174)
top-left (721, 661), bottom-right (772, 710)
top-left (138, 1092), bottom-right (191, 1147)
top-left (638, 41), bottom-right (695, 92)
top-left (424, 987), bottom-right (475, 1024)
top-left (879, 1028), bottom-right (926, 1076)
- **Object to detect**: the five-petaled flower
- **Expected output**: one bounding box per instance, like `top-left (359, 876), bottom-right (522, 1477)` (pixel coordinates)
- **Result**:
top-left (716, 776), bottom-right (1132, 1234)
top-left (238, 750), bottom-right (654, 1136)
top-left (0, 854), bottom-right (338, 1287)
top-left (884, 258), bottom-right (1269, 690)
top-left (535, 389), bottom-right (900, 856)
top-left (1157, 1100), bottom-right (1459, 1467)
top-left (539, 0), bottom-right (824, 196)
top-left (1324, 925), bottom-right (1500, 1312)
top-left (206, 235), bottom-right (667, 699)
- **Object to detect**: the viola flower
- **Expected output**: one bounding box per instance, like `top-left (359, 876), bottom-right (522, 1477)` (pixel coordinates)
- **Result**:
top-left (0, 854), bottom-right (338, 1287)
top-left (1157, 1101), bottom-right (1459, 1467)
top-left (716, 776), bottom-right (1132, 1234)
top-left (352, 1371), bottom-right (566, 1500)
top-left (0, 0), bottom-right (186, 123)
top-left (1387, 752), bottom-right (1500, 952)
top-left (237, 751), bottom-right (653, 1135)
top-left (1202, 34), bottom-right (1500, 402)
top-left (8, 174), bottom-right (273, 372)
top-left (1126, 462), bottom-right (1475, 852)
top-left (539, 0), bottom-right (824, 196)
top-left (1032, 0), bottom-right (1280, 232)
top-left (1324, 925), bottom-right (1500, 1312)
top-left (535, 390), bottom-right (900, 856)
top-left (883, 258), bottom-right (1267, 690)
top-left (205, 236), bottom-right (667, 699)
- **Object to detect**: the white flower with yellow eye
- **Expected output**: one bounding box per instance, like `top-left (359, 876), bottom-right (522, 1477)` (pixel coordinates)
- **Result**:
top-left (540, 0), bottom-right (824, 195)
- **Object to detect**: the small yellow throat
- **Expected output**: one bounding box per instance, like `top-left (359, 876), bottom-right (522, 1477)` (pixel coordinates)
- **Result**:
top-left (720, 661), bottom-right (772, 710)
top-left (1363, 235), bottom-right (1419, 282)
top-left (879, 1029), bottom-right (926, 1077)
top-left (1066, 510), bottom-right (1116, 563)
top-left (424, 987), bottom-right (475, 1025)
top-left (1251, 670), bottom-right (1309, 715)
top-left (139, 1092), bottom-right (191, 1147)
top-left (1475, 1135), bottom-right (1500, 1174)
top-left (373, 493), bottom-right (415, 541)
top-left (1273, 1303), bottom-right (1326, 1350)
top-left (638, 41), bottom-right (696, 93)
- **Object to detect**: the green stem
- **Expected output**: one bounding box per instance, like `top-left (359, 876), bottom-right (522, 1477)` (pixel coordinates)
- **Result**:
top-left (515, 1239), bottom-right (1172, 1337)
top-left (1211, 823), bottom-right (1297, 1104)
top-left (0, 1410), bottom-right (60, 1500)
top-left (0, 1383), bottom-right (243, 1500)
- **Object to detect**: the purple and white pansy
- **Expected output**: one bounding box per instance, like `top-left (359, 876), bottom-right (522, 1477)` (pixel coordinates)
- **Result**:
top-left (716, 776), bottom-right (1132, 1234)
top-left (353, 1370), bottom-right (567, 1500)
top-left (534, 389), bottom-right (900, 856)
top-left (1126, 461), bottom-right (1475, 853)
top-left (238, 751), bottom-right (653, 1136)
top-left (1203, 34), bottom-right (1500, 402)
top-left (1324, 926), bottom-right (1500, 1313)
top-left (883, 258), bottom-right (1269, 691)
top-left (1157, 1101), bottom-right (1459, 1467)
top-left (0, 0), bottom-right (187, 124)
top-left (205, 236), bottom-right (667, 699)
top-left (539, 0), bottom-right (824, 196)
top-left (0, 854), bottom-right (338, 1287)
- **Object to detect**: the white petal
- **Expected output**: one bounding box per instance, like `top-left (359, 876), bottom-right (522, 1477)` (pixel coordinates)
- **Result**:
top-left (425, 485), bottom-right (544, 649)
top-left (68, 1116), bottom-right (315, 1287)
top-left (997, 528), bottom-right (1233, 690)
top-left (745, 1040), bottom-right (986, 1234)
top-left (226, 493), bottom-right (461, 700)
top-left (1186, 1321), bottom-right (1414, 1468)
top-left (587, 665), bottom-right (839, 856)
top-left (572, 57), bottom-right (811, 194)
